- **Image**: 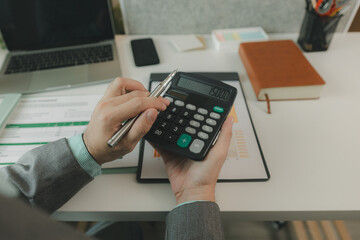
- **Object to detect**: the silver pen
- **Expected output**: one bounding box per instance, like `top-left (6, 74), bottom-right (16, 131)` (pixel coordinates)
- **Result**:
top-left (107, 69), bottom-right (178, 148)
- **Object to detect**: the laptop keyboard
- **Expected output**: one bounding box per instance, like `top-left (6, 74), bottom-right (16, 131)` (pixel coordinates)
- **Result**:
top-left (5, 45), bottom-right (114, 74)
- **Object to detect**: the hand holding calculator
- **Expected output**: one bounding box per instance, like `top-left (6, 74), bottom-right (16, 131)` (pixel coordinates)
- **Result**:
top-left (145, 72), bottom-right (237, 161)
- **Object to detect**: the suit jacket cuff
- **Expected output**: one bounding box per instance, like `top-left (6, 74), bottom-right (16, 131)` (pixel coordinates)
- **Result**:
top-left (67, 134), bottom-right (101, 178)
top-left (166, 201), bottom-right (224, 240)
top-left (0, 138), bottom-right (93, 213)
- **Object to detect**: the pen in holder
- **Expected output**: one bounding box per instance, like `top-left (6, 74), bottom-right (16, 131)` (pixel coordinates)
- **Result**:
top-left (297, 9), bottom-right (343, 52)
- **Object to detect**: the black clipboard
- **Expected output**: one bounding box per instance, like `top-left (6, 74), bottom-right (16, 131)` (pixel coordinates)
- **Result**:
top-left (137, 72), bottom-right (270, 183)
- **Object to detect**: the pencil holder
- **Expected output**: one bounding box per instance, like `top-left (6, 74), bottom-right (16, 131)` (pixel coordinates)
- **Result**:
top-left (297, 9), bottom-right (342, 52)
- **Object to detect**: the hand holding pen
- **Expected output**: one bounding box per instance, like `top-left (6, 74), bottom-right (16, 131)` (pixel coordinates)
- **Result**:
top-left (107, 69), bottom-right (177, 148)
top-left (82, 77), bottom-right (172, 165)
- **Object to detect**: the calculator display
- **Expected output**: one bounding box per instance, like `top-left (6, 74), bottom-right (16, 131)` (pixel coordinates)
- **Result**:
top-left (177, 77), bottom-right (230, 100)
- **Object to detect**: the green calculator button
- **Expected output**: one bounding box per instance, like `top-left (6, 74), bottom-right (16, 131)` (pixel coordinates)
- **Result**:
top-left (213, 106), bottom-right (224, 113)
top-left (177, 134), bottom-right (192, 148)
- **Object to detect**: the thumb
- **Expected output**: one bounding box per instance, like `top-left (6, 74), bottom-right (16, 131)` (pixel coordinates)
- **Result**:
top-left (126, 108), bottom-right (158, 143)
top-left (205, 116), bottom-right (234, 166)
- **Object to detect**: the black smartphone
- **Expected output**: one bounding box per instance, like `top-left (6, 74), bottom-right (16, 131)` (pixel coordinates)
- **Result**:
top-left (131, 38), bottom-right (160, 66)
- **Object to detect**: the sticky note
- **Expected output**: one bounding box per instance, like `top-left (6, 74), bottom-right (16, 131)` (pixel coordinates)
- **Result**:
top-left (169, 35), bottom-right (205, 52)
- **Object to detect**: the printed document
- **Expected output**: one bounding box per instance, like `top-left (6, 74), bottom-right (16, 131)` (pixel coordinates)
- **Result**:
top-left (0, 95), bottom-right (139, 169)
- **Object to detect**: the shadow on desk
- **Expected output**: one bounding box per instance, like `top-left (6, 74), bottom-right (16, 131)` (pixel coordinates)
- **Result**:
top-left (64, 220), bottom-right (355, 240)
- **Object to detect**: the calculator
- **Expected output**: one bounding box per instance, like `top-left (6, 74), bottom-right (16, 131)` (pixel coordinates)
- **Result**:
top-left (145, 72), bottom-right (237, 161)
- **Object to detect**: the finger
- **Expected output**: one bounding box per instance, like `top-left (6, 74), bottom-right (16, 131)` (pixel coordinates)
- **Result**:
top-left (108, 92), bottom-right (170, 108)
top-left (110, 97), bottom-right (169, 125)
top-left (205, 116), bottom-right (234, 167)
top-left (107, 90), bottom-right (150, 106)
top-left (148, 142), bottom-right (173, 164)
top-left (125, 108), bottom-right (158, 145)
top-left (103, 78), bottom-right (147, 99)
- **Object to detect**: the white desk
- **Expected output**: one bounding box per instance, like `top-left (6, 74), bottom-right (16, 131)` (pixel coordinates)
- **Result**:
top-left (1, 34), bottom-right (360, 221)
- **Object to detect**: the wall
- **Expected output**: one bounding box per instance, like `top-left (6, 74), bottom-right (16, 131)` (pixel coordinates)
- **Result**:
top-left (120, 0), bottom-right (357, 34)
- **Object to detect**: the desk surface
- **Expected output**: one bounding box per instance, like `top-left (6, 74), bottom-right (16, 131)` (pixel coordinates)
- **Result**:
top-left (1, 33), bottom-right (360, 221)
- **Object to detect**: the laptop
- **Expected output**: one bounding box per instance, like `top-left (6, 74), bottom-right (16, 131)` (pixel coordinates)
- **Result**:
top-left (0, 0), bottom-right (121, 94)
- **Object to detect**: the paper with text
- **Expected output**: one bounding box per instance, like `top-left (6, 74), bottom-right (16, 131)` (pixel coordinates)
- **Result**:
top-left (0, 95), bottom-right (139, 169)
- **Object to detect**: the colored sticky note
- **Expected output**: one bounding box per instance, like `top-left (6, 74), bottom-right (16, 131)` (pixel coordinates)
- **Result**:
top-left (239, 31), bottom-right (266, 41)
top-left (223, 33), bottom-right (234, 41)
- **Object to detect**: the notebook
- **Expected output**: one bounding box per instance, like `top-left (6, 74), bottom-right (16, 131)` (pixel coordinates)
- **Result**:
top-left (239, 40), bottom-right (326, 101)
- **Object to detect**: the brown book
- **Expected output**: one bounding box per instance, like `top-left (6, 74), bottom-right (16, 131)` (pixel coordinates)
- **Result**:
top-left (239, 40), bottom-right (325, 101)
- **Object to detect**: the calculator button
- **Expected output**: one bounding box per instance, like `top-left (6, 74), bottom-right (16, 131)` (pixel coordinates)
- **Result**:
top-left (206, 118), bottom-right (217, 126)
top-left (175, 100), bottom-right (185, 107)
top-left (193, 114), bottom-right (204, 121)
top-left (180, 109), bottom-right (193, 118)
top-left (213, 106), bottom-right (224, 113)
top-left (151, 128), bottom-right (164, 137)
top-left (175, 117), bottom-right (186, 126)
top-left (202, 125), bottom-right (213, 133)
top-left (157, 120), bottom-right (170, 129)
top-left (164, 133), bottom-right (177, 143)
top-left (189, 120), bottom-right (200, 128)
top-left (158, 111), bottom-right (165, 118)
top-left (170, 124), bottom-right (182, 135)
top-left (169, 106), bottom-right (181, 114)
top-left (177, 134), bottom-right (192, 148)
top-left (197, 108), bottom-right (208, 115)
top-left (186, 104), bottom-right (196, 111)
top-left (210, 112), bottom-right (221, 119)
top-left (189, 139), bottom-right (205, 154)
top-left (198, 131), bottom-right (209, 140)
top-left (164, 96), bottom-right (174, 103)
top-left (185, 127), bottom-right (196, 135)
top-left (164, 113), bottom-right (176, 121)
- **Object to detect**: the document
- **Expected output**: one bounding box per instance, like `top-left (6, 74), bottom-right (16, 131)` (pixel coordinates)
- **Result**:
top-left (0, 95), bottom-right (139, 169)
top-left (0, 94), bottom-right (21, 130)
top-left (138, 80), bottom-right (270, 182)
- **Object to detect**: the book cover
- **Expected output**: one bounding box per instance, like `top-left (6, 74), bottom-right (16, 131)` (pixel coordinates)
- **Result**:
top-left (239, 40), bottom-right (325, 101)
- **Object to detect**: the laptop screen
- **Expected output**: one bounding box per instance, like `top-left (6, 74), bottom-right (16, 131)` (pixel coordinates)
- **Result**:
top-left (0, 0), bottom-right (114, 51)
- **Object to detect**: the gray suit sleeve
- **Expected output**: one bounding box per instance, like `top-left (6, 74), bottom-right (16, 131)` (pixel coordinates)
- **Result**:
top-left (0, 138), bottom-right (93, 213)
top-left (0, 195), bottom-right (94, 240)
top-left (165, 201), bottom-right (225, 240)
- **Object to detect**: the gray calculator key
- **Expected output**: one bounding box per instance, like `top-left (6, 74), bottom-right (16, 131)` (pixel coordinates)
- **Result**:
top-left (210, 112), bottom-right (220, 119)
top-left (186, 104), bottom-right (196, 110)
top-left (206, 118), bottom-right (217, 126)
top-left (185, 127), bottom-right (196, 134)
top-left (202, 125), bottom-right (213, 133)
top-left (194, 114), bottom-right (204, 121)
top-left (189, 120), bottom-right (200, 128)
top-left (175, 100), bottom-right (184, 107)
top-left (198, 131), bottom-right (209, 140)
top-left (189, 139), bottom-right (205, 154)
top-left (197, 108), bottom-right (208, 115)
top-left (165, 96), bottom-right (174, 103)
